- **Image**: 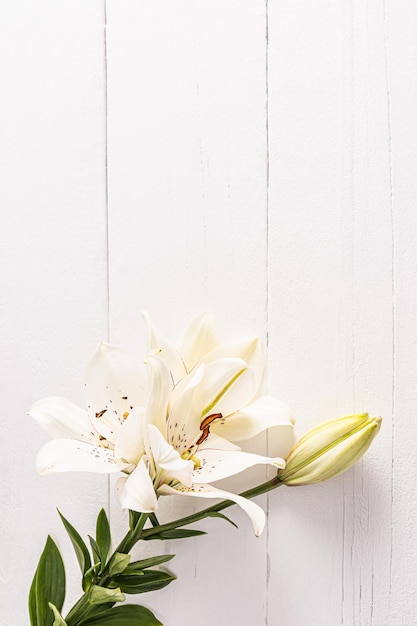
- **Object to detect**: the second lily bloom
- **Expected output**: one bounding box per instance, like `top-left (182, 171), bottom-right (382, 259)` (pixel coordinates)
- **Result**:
top-left (30, 312), bottom-right (295, 536)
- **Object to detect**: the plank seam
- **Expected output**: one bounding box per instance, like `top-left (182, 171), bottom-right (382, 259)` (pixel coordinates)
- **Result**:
top-left (103, 0), bottom-right (111, 517)
top-left (382, 0), bottom-right (396, 621)
top-left (265, 1), bottom-right (270, 624)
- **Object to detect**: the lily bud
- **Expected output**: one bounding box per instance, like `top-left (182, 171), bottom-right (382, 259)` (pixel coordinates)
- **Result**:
top-left (278, 413), bottom-right (381, 486)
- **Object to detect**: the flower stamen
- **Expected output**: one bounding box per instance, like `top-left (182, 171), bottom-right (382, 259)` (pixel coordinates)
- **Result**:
top-left (196, 413), bottom-right (223, 446)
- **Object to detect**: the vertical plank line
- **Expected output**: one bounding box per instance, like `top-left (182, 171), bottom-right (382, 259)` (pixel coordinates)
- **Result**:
top-left (342, 4), bottom-right (354, 620)
top-left (265, 1), bottom-right (270, 624)
top-left (382, 0), bottom-right (395, 618)
top-left (103, 0), bottom-right (111, 512)
top-left (265, 0), bottom-right (270, 352)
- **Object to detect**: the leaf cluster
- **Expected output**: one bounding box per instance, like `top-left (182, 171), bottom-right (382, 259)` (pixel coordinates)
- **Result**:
top-left (29, 509), bottom-right (176, 626)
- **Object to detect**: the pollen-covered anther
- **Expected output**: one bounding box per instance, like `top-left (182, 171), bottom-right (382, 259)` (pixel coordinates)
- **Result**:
top-left (196, 413), bottom-right (223, 445)
top-left (122, 411), bottom-right (129, 420)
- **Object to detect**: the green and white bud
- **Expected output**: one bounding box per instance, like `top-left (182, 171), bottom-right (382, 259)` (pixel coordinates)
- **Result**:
top-left (278, 413), bottom-right (381, 486)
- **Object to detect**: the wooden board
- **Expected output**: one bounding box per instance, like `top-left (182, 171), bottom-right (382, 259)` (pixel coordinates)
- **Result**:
top-left (1, 1), bottom-right (416, 624)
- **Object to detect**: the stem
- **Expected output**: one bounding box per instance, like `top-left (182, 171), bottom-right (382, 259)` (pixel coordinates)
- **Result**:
top-left (65, 514), bottom-right (149, 625)
top-left (65, 592), bottom-right (96, 626)
top-left (142, 475), bottom-right (283, 539)
top-left (112, 512), bottom-right (149, 556)
top-left (63, 477), bottom-right (282, 624)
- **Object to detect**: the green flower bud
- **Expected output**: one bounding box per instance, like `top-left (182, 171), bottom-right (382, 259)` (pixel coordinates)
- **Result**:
top-left (278, 413), bottom-right (381, 486)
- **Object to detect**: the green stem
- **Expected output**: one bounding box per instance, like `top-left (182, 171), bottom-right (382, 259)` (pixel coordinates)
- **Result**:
top-left (112, 512), bottom-right (149, 556)
top-left (142, 475), bottom-right (283, 539)
top-left (65, 514), bottom-right (149, 625)
top-left (63, 477), bottom-right (282, 624)
top-left (65, 592), bottom-right (95, 626)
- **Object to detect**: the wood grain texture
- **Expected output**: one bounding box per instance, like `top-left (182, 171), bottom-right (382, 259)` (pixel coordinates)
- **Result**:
top-left (267, 3), bottom-right (346, 624)
top-left (0, 1), bottom-right (109, 622)
top-left (105, 2), bottom-right (268, 624)
top-left (385, 1), bottom-right (417, 624)
top-left (1, 1), bottom-right (414, 624)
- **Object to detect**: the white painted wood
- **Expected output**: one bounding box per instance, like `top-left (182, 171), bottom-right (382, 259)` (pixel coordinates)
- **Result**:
top-left (267, 3), bottom-right (347, 624)
top-left (1, 1), bottom-right (415, 624)
top-left (384, 2), bottom-right (417, 624)
top-left (0, 2), bottom-right (108, 623)
top-left (105, 2), bottom-right (268, 624)
top-left (267, 1), bottom-right (394, 625)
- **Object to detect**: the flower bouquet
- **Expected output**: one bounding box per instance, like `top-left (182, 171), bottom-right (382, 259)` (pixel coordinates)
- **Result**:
top-left (28, 313), bottom-right (381, 625)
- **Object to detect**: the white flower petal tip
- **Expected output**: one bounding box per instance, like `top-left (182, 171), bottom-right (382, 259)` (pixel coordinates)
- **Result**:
top-left (176, 311), bottom-right (218, 371)
top-left (158, 483), bottom-right (266, 536)
top-left (210, 396), bottom-right (294, 442)
top-left (191, 449), bottom-right (285, 483)
top-left (36, 439), bottom-right (131, 476)
top-left (141, 312), bottom-right (186, 383)
top-left (147, 425), bottom-right (194, 487)
top-left (115, 459), bottom-right (158, 513)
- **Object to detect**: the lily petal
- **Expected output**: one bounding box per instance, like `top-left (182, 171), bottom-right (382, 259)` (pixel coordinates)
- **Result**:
top-left (167, 365), bottom-right (206, 454)
top-left (158, 483), bottom-right (266, 536)
top-left (36, 439), bottom-right (130, 475)
top-left (85, 343), bottom-right (146, 443)
top-left (211, 396), bottom-right (294, 442)
top-left (202, 337), bottom-right (265, 393)
top-left (144, 355), bottom-right (172, 435)
top-left (192, 448), bottom-right (285, 483)
top-left (176, 312), bottom-right (218, 372)
top-left (114, 407), bottom-right (146, 465)
top-left (197, 432), bottom-right (240, 452)
top-left (148, 425), bottom-right (194, 487)
top-left (29, 396), bottom-right (100, 444)
top-left (202, 358), bottom-right (257, 418)
top-left (115, 458), bottom-right (158, 512)
top-left (142, 311), bottom-right (186, 383)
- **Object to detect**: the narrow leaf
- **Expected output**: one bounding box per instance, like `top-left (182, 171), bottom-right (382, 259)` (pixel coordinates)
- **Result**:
top-left (49, 603), bottom-right (68, 625)
top-left (145, 528), bottom-right (206, 540)
top-left (58, 510), bottom-right (91, 578)
top-left (88, 536), bottom-right (101, 566)
top-left (29, 536), bottom-right (65, 626)
top-left (77, 604), bottom-right (162, 626)
top-left (128, 509), bottom-right (141, 531)
top-left (96, 509), bottom-right (111, 566)
top-left (113, 569), bottom-right (176, 594)
top-left (206, 511), bottom-right (238, 528)
top-left (125, 554), bottom-right (175, 572)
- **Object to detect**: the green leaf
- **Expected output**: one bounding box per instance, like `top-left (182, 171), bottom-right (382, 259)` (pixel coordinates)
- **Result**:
top-left (113, 569), bottom-right (176, 594)
top-left (96, 509), bottom-right (111, 566)
top-left (88, 536), bottom-right (101, 566)
top-left (78, 605), bottom-right (162, 626)
top-left (108, 552), bottom-right (131, 576)
top-left (128, 509), bottom-right (141, 531)
top-left (29, 536), bottom-right (65, 626)
top-left (145, 528), bottom-right (206, 540)
top-left (206, 511), bottom-right (238, 528)
top-left (58, 510), bottom-right (91, 584)
top-left (48, 603), bottom-right (68, 625)
top-left (125, 554), bottom-right (175, 572)
top-left (88, 585), bottom-right (125, 605)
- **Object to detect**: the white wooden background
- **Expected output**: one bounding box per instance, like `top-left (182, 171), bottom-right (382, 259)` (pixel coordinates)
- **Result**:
top-left (1, 1), bottom-right (415, 624)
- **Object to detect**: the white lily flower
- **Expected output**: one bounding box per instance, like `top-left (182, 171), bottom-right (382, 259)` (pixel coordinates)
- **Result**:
top-left (143, 311), bottom-right (295, 441)
top-left (138, 313), bottom-right (297, 534)
top-left (30, 314), bottom-right (295, 536)
top-left (29, 343), bottom-right (193, 511)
